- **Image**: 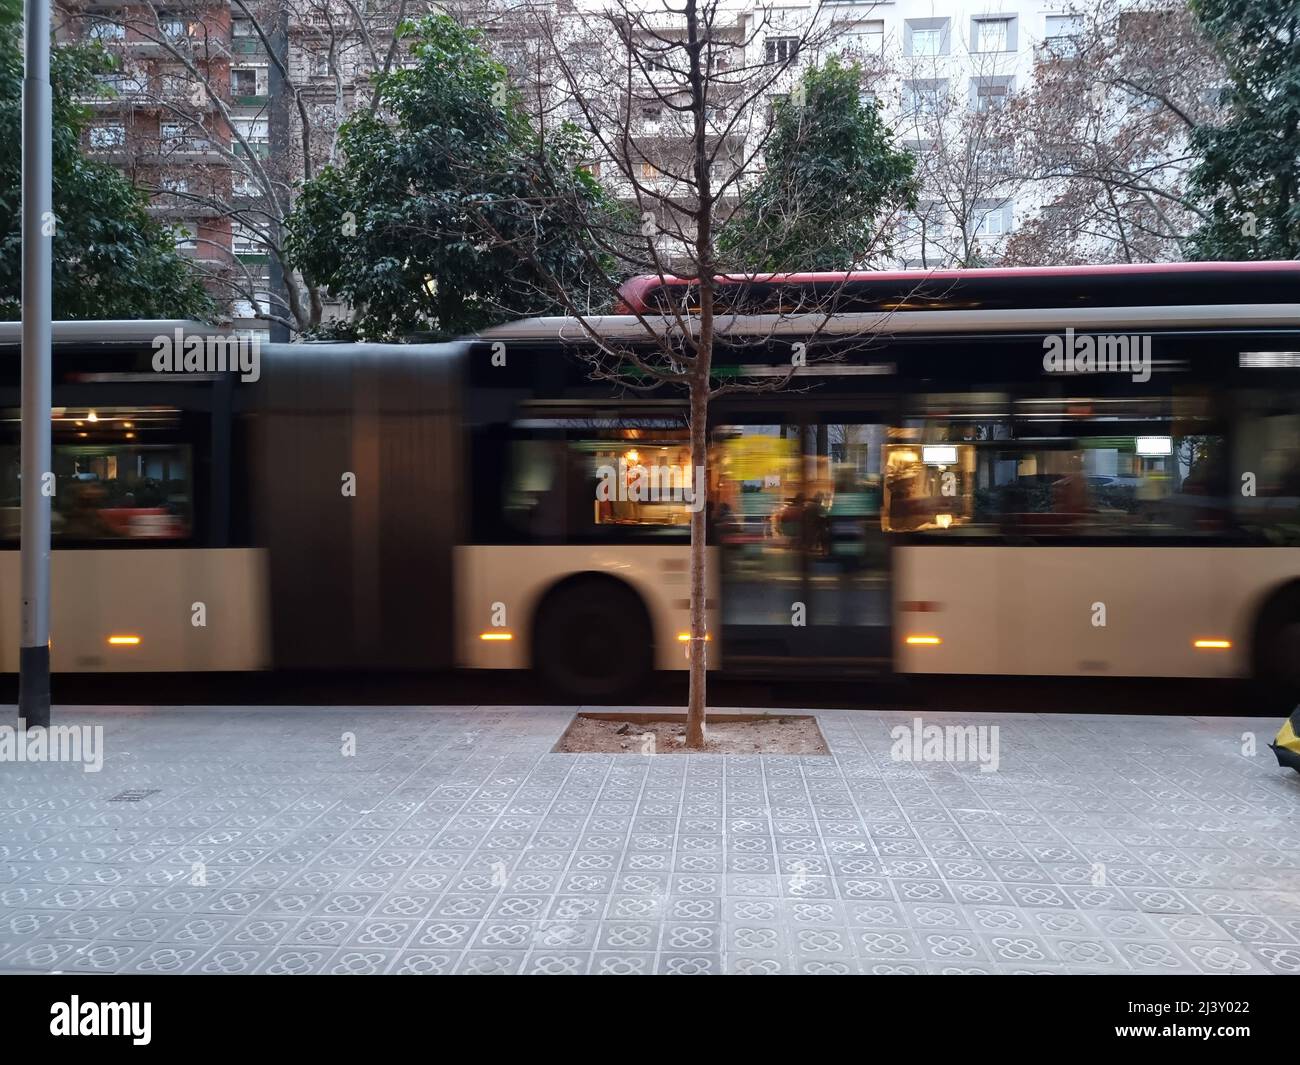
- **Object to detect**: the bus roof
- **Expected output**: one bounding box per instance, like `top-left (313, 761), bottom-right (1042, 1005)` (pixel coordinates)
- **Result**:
top-left (615, 261), bottom-right (1300, 315)
top-left (0, 320), bottom-right (218, 346)
top-left (480, 302), bottom-right (1300, 342)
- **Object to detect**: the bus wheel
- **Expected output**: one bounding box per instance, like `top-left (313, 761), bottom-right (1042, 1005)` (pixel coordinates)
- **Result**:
top-left (533, 577), bottom-right (653, 700)
top-left (1252, 590), bottom-right (1300, 713)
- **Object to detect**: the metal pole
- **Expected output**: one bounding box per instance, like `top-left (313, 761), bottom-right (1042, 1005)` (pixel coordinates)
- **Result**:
top-left (19, 0), bottom-right (52, 729)
top-left (266, 5), bottom-right (290, 343)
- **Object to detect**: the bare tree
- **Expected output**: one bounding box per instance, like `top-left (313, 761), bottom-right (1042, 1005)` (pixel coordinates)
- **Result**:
top-left (65, 0), bottom-right (424, 333)
top-left (1004, 0), bottom-right (1222, 264)
top-left (452, 0), bottom-right (909, 746)
top-left (890, 19), bottom-right (1025, 268)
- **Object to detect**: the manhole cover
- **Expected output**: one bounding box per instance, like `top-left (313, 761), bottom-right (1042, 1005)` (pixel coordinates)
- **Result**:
top-left (108, 789), bottom-right (161, 803)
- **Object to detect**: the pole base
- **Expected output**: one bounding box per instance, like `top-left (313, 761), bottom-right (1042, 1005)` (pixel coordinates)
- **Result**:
top-left (19, 644), bottom-right (50, 729)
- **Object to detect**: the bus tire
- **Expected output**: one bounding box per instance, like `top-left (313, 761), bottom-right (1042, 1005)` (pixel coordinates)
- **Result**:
top-left (532, 576), bottom-right (654, 700)
top-left (1251, 584), bottom-right (1300, 713)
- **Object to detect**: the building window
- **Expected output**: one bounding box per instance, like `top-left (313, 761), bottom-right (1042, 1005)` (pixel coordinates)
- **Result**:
top-left (232, 17), bottom-right (255, 37)
top-left (231, 67), bottom-right (267, 97)
top-left (646, 50), bottom-right (677, 76)
top-left (1041, 204), bottom-right (1079, 239)
top-left (87, 20), bottom-right (125, 42)
top-left (172, 223), bottom-right (198, 249)
top-left (232, 224), bottom-right (263, 255)
top-left (232, 292), bottom-right (273, 319)
top-left (639, 160), bottom-right (661, 179)
top-left (159, 16), bottom-right (189, 39)
top-left (903, 79), bottom-right (946, 117)
top-left (98, 72), bottom-right (140, 97)
top-left (160, 122), bottom-right (202, 152)
top-left (898, 201), bottom-right (943, 244)
top-left (157, 65), bottom-right (194, 97)
top-left (233, 118), bottom-right (269, 149)
top-left (976, 142), bottom-right (1015, 173)
top-left (972, 17), bottom-right (1015, 54)
top-left (974, 201), bottom-right (1012, 237)
top-left (1044, 14), bottom-right (1083, 56)
top-left (89, 123), bottom-right (125, 149)
top-left (971, 76), bottom-right (1014, 112)
top-left (765, 36), bottom-right (799, 66)
top-left (905, 19), bottom-right (949, 58)
top-left (845, 21), bottom-right (884, 55)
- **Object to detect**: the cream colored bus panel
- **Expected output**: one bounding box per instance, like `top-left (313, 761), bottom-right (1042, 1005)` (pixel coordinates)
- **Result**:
top-left (456, 545), bottom-right (714, 671)
top-left (0, 548), bottom-right (271, 671)
top-left (895, 545), bottom-right (1300, 678)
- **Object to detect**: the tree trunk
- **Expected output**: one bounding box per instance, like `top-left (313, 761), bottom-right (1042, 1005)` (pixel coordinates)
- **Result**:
top-left (685, 372), bottom-right (709, 748)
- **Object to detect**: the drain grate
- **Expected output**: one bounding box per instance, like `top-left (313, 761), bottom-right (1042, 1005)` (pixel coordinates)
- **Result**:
top-left (108, 788), bottom-right (161, 803)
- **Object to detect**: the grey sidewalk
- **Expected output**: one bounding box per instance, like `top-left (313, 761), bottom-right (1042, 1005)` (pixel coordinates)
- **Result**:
top-left (0, 705), bottom-right (1297, 974)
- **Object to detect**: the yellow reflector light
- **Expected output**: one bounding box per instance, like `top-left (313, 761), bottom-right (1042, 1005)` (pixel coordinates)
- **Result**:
top-left (479, 632), bottom-right (513, 641)
top-left (905, 635), bottom-right (942, 646)
top-left (1193, 639), bottom-right (1231, 649)
top-left (107, 635), bottom-right (141, 646)
top-left (676, 632), bottom-right (712, 642)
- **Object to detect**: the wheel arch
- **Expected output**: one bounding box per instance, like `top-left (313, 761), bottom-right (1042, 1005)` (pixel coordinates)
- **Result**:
top-left (528, 569), bottom-right (657, 673)
top-left (1249, 577), bottom-right (1300, 681)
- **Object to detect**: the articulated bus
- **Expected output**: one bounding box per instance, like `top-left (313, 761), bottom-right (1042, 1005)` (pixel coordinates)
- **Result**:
top-left (4, 262), bottom-right (1300, 702)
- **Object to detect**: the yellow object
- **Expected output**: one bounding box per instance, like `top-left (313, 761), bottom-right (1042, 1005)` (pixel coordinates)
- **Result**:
top-left (1272, 709), bottom-right (1300, 773)
top-left (721, 434), bottom-right (798, 481)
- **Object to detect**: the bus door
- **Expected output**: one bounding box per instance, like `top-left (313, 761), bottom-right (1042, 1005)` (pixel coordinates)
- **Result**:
top-left (712, 417), bottom-right (891, 667)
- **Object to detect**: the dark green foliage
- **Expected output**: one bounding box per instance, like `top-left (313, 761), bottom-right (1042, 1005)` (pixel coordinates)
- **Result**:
top-left (286, 15), bottom-right (618, 340)
top-left (0, 0), bottom-right (212, 320)
top-left (1186, 0), bottom-right (1300, 259)
top-left (718, 57), bottom-right (917, 272)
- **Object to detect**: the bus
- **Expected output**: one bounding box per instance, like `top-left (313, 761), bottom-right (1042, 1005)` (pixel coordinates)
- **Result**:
top-left (3, 261), bottom-right (1300, 703)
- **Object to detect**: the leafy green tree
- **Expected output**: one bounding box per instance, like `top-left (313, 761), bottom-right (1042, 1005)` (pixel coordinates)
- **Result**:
top-left (719, 57), bottom-right (917, 272)
top-left (286, 15), bottom-right (617, 340)
top-left (0, 0), bottom-right (212, 320)
top-left (1186, 0), bottom-right (1300, 259)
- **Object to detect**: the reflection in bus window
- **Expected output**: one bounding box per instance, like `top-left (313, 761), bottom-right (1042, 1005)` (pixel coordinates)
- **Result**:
top-left (883, 436), bottom-right (1229, 536)
top-left (0, 407), bottom-right (193, 541)
top-left (1235, 392), bottom-right (1300, 544)
top-left (713, 424), bottom-right (890, 630)
top-left (503, 424), bottom-right (696, 540)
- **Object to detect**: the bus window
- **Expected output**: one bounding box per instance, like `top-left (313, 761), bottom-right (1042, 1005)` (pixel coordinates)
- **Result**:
top-left (883, 389), bottom-right (1229, 538)
top-left (501, 420), bottom-right (695, 541)
top-left (0, 407), bottom-right (194, 542)
top-left (883, 435), bottom-right (1229, 538)
top-left (1235, 391), bottom-right (1300, 544)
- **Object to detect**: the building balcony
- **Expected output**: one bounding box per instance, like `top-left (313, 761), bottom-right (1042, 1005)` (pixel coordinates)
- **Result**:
top-left (146, 202), bottom-right (228, 221)
top-left (141, 146), bottom-right (230, 165)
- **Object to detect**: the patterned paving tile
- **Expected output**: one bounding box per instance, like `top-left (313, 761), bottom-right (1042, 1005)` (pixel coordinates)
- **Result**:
top-left (0, 704), bottom-right (1296, 974)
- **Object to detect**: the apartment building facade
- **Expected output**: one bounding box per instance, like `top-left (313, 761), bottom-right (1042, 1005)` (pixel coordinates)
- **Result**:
top-left (61, 1), bottom-right (1175, 332)
top-left (59, 0), bottom-right (422, 339)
